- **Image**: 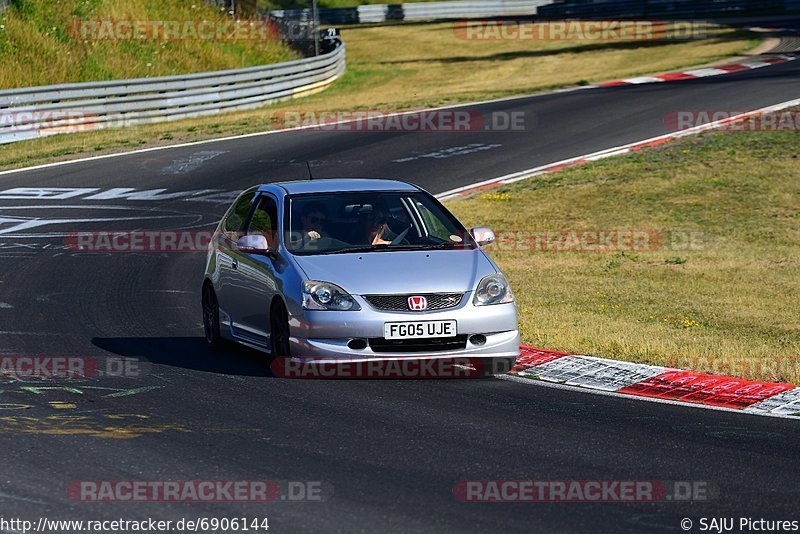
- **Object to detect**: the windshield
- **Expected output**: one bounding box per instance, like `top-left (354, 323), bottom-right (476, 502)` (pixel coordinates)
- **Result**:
top-left (285, 191), bottom-right (476, 255)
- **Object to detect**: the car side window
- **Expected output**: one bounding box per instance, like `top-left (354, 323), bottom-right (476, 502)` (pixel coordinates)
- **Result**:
top-left (412, 199), bottom-right (452, 242)
top-left (247, 195), bottom-right (279, 245)
top-left (223, 191), bottom-right (256, 239)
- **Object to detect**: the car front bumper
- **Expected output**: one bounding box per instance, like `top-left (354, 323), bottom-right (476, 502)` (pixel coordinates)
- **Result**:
top-left (288, 297), bottom-right (519, 361)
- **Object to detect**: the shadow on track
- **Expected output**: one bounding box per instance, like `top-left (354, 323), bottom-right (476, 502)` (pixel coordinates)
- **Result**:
top-left (92, 336), bottom-right (273, 377)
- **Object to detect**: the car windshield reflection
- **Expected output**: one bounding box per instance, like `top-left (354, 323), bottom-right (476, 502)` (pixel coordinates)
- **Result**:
top-left (285, 191), bottom-right (476, 255)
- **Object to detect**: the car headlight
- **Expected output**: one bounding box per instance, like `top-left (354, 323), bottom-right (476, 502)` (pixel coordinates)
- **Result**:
top-left (302, 280), bottom-right (361, 311)
top-left (473, 273), bottom-right (514, 306)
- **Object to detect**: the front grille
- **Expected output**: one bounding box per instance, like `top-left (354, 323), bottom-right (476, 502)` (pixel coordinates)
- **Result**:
top-left (369, 335), bottom-right (468, 353)
top-left (363, 293), bottom-right (464, 311)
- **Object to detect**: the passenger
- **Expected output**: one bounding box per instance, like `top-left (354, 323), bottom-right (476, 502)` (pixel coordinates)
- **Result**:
top-left (365, 202), bottom-right (396, 246)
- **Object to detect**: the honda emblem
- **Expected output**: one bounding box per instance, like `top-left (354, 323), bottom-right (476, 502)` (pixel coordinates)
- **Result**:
top-left (407, 295), bottom-right (428, 311)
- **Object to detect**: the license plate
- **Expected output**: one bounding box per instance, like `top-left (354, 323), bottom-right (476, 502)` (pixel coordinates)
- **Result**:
top-left (384, 320), bottom-right (457, 340)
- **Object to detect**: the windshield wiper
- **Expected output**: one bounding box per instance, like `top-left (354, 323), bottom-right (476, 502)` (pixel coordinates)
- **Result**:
top-left (426, 242), bottom-right (471, 250)
top-left (388, 242), bottom-right (469, 251)
top-left (326, 245), bottom-right (390, 255)
top-left (325, 242), bottom-right (470, 255)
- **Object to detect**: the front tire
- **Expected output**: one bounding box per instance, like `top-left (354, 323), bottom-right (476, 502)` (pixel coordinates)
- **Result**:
top-left (270, 300), bottom-right (291, 358)
top-left (202, 283), bottom-right (226, 351)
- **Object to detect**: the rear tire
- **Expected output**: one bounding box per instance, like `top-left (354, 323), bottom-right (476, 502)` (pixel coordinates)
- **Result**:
top-left (202, 283), bottom-right (226, 351)
top-left (270, 301), bottom-right (291, 358)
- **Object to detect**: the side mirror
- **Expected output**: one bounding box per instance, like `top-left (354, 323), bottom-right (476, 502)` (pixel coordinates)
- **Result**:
top-left (236, 234), bottom-right (271, 255)
top-left (471, 227), bottom-right (496, 247)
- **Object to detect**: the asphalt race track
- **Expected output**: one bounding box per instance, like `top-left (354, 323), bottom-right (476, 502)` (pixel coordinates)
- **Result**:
top-left (1, 56), bottom-right (800, 532)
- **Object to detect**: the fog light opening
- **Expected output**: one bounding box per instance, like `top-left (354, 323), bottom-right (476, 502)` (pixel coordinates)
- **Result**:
top-left (348, 339), bottom-right (367, 350)
top-left (469, 334), bottom-right (487, 346)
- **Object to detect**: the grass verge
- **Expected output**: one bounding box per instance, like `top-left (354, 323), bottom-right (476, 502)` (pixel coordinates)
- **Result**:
top-left (0, 0), bottom-right (297, 88)
top-left (0, 21), bottom-right (758, 171)
top-left (446, 127), bottom-right (800, 383)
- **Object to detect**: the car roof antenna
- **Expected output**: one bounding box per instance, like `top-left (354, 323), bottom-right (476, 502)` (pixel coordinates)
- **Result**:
top-left (306, 161), bottom-right (314, 181)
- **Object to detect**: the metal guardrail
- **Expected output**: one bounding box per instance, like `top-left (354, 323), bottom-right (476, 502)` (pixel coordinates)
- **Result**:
top-left (0, 39), bottom-right (345, 145)
top-left (402, 0), bottom-right (553, 20)
top-left (270, 0), bottom-right (554, 25)
top-left (538, 0), bottom-right (800, 19)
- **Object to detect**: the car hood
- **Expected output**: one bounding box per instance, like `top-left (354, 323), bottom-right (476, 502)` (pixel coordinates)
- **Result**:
top-left (291, 249), bottom-right (497, 294)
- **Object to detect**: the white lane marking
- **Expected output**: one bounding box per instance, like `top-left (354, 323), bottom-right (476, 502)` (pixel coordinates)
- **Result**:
top-left (0, 204), bottom-right (189, 210)
top-left (0, 187), bottom-right (237, 203)
top-left (499, 374), bottom-right (800, 421)
top-left (584, 148), bottom-right (630, 160)
top-left (436, 95), bottom-right (800, 200)
top-left (0, 303), bottom-right (12, 309)
top-left (0, 205), bottom-right (209, 238)
top-left (393, 143), bottom-right (502, 163)
top-left (179, 190), bottom-right (241, 203)
top-left (0, 214), bottom-right (185, 236)
top-left (159, 150), bottom-right (228, 175)
top-left (0, 188), bottom-right (100, 200)
top-left (85, 188), bottom-right (220, 201)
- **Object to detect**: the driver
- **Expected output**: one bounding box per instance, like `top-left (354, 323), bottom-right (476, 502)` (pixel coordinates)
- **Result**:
top-left (300, 202), bottom-right (329, 245)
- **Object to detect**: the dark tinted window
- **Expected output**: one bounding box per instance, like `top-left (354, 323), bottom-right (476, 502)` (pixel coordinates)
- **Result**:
top-left (286, 191), bottom-right (474, 255)
top-left (223, 190), bottom-right (256, 237)
top-left (247, 195), bottom-right (279, 245)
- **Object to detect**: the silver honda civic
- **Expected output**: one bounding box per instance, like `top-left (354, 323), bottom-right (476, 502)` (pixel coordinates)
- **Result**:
top-left (202, 179), bottom-right (519, 373)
